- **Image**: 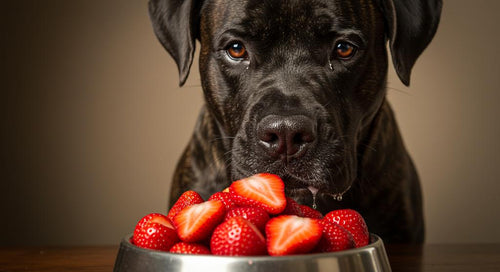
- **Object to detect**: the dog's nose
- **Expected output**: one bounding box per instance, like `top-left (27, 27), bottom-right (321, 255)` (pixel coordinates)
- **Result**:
top-left (257, 115), bottom-right (316, 159)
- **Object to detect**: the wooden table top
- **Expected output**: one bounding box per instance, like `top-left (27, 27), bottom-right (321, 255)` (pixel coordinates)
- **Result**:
top-left (1, 244), bottom-right (499, 272)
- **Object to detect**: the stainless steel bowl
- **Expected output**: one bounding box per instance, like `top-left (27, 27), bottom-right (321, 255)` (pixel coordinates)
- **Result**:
top-left (113, 233), bottom-right (391, 272)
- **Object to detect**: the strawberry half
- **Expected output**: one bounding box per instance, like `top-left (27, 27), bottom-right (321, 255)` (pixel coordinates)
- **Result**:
top-left (208, 192), bottom-right (236, 211)
top-left (169, 242), bottom-right (211, 255)
top-left (210, 217), bottom-right (267, 256)
top-left (323, 209), bottom-right (369, 247)
top-left (133, 213), bottom-right (179, 251)
top-left (315, 220), bottom-right (356, 252)
top-left (224, 206), bottom-right (270, 232)
top-left (167, 190), bottom-right (204, 221)
top-left (265, 215), bottom-right (323, 256)
top-left (229, 173), bottom-right (286, 214)
top-left (300, 205), bottom-right (323, 219)
top-left (173, 200), bottom-right (226, 243)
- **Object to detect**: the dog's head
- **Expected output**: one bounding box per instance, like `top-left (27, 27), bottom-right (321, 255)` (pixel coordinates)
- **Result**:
top-left (149, 0), bottom-right (441, 210)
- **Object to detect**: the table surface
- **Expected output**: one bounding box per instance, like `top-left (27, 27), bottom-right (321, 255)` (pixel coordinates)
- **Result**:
top-left (1, 244), bottom-right (499, 272)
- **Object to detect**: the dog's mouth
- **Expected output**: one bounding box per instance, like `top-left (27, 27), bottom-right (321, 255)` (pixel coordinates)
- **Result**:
top-left (281, 175), bottom-right (332, 204)
top-left (231, 141), bottom-right (355, 212)
top-left (232, 161), bottom-right (353, 208)
top-left (282, 173), bottom-right (353, 210)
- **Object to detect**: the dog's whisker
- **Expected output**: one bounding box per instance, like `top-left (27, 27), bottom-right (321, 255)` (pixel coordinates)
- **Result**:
top-left (209, 136), bottom-right (235, 144)
top-left (359, 142), bottom-right (377, 152)
top-left (181, 84), bottom-right (203, 88)
top-left (321, 98), bottom-right (335, 108)
top-left (386, 86), bottom-right (412, 95)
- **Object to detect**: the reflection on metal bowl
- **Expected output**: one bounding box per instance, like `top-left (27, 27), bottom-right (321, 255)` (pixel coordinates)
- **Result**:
top-left (113, 233), bottom-right (391, 272)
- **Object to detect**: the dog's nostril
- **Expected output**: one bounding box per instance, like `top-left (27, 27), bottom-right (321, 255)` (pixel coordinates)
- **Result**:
top-left (293, 134), bottom-right (303, 145)
top-left (257, 115), bottom-right (316, 158)
top-left (293, 132), bottom-right (314, 145)
top-left (261, 132), bottom-right (279, 145)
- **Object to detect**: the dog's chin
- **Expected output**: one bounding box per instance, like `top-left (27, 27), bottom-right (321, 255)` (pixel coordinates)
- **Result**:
top-left (286, 186), bottom-right (314, 206)
top-left (283, 174), bottom-right (352, 205)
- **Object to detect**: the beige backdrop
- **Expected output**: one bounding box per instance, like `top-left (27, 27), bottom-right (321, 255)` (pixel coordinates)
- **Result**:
top-left (2, 0), bottom-right (499, 246)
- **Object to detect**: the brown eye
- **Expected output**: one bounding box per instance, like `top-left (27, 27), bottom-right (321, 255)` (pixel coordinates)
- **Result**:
top-left (227, 42), bottom-right (248, 60)
top-left (335, 42), bottom-right (356, 59)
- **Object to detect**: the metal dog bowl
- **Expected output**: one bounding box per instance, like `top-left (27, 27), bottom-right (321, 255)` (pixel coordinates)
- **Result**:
top-left (113, 233), bottom-right (391, 272)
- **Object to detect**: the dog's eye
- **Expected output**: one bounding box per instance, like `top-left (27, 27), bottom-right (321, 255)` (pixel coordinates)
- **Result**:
top-left (226, 42), bottom-right (248, 60)
top-left (334, 42), bottom-right (356, 59)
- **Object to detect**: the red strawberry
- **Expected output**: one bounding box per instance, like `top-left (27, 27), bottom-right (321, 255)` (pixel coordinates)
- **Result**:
top-left (229, 173), bottom-right (286, 214)
top-left (316, 220), bottom-right (356, 252)
top-left (167, 190), bottom-right (204, 221)
top-left (133, 213), bottom-right (179, 251)
top-left (173, 200), bottom-right (226, 243)
top-left (224, 206), bottom-right (270, 232)
top-left (300, 205), bottom-right (323, 219)
top-left (323, 209), bottom-right (369, 247)
top-left (208, 192), bottom-right (236, 211)
top-left (210, 217), bottom-right (267, 256)
top-left (169, 242), bottom-right (211, 255)
top-left (266, 215), bottom-right (323, 256)
top-left (280, 197), bottom-right (303, 216)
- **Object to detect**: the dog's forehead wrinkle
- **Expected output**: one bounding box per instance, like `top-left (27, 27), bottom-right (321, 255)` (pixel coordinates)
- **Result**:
top-left (234, 0), bottom-right (337, 41)
top-left (205, 0), bottom-right (379, 47)
top-left (247, 0), bottom-right (373, 38)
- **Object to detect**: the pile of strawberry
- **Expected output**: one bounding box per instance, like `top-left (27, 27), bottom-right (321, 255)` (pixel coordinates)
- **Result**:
top-left (132, 173), bottom-right (369, 256)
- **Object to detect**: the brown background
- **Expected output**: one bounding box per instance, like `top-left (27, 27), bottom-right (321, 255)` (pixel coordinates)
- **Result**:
top-left (2, 0), bottom-right (499, 246)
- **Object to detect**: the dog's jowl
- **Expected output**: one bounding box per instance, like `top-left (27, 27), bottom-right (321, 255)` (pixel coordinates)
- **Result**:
top-left (148, 0), bottom-right (442, 244)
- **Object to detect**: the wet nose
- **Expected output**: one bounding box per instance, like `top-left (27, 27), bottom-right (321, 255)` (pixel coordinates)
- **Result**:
top-left (257, 115), bottom-right (316, 159)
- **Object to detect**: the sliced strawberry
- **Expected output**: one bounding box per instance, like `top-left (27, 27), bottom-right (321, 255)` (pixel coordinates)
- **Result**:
top-left (300, 205), bottom-right (323, 219)
top-left (167, 190), bottom-right (204, 221)
top-left (169, 242), bottom-right (211, 255)
top-left (133, 213), bottom-right (179, 251)
top-left (210, 217), bottom-right (267, 256)
top-left (173, 200), bottom-right (226, 243)
top-left (280, 197), bottom-right (303, 216)
top-left (224, 206), bottom-right (270, 232)
top-left (229, 173), bottom-right (286, 214)
top-left (315, 220), bottom-right (355, 252)
top-left (265, 215), bottom-right (323, 256)
top-left (208, 192), bottom-right (236, 211)
top-left (323, 209), bottom-right (369, 247)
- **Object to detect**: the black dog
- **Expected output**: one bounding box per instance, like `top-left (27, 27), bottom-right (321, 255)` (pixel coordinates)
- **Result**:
top-left (148, 0), bottom-right (441, 244)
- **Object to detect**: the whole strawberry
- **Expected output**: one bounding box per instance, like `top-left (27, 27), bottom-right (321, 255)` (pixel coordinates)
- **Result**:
top-left (208, 192), bottom-right (236, 211)
top-left (280, 197), bottom-right (303, 216)
top-left (133, 213), bottom-right (179, 251)
top-left (211, 217), bottom-right (267, 256)
top-left (224, 206), bottom-right (270, 232)
top-left (316, 220), bottom-right (356, 252)
top-left (299, 204), bottom-right (323, 219)
top-left (169, 242), bottom-right (211, 255)
top-left (167, 190), bottom-right (204, 221)
top-left (323, 209), bottom-right (369, 247)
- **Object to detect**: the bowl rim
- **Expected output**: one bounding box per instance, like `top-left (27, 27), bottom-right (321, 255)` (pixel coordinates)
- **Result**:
top-left (120, 233), bottom-right (383, 260)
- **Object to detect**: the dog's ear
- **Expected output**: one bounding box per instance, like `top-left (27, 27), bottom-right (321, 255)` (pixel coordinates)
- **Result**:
top-left (148, 0), bottom-right (201, 86)
top-left (380, 0), bottom-right (442, 86)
